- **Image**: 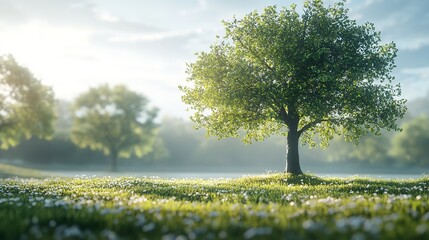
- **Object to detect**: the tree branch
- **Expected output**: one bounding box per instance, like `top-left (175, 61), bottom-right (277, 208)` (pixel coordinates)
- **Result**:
top-left (300, 10), bottom-right (309, 49)
top-left (233, 38), bottom-right (287, 118)
top-left (253, 74), bottom-right (285, 111)
top-left (298, 118), bottom-right (337, 136)
top-left (278, 106), bottom-right (289, 124)
top-left (298, 120), bottom-right (320, 136)
top-left (0, 84), bottom-right (19, 108)
top-left (234, 37), bottom-right (277, 75)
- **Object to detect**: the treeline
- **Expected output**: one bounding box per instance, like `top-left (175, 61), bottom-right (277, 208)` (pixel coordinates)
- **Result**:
top-left (328, 93), bottom-right (429, 167)
top-left (2, 94), bottom-right (429, 169)
top-left (0, 99), bottom-right (324, 169)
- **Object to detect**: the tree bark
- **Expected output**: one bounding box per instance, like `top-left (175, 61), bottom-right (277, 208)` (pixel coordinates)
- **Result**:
top-left (285, 123), bottom-right (303, 175)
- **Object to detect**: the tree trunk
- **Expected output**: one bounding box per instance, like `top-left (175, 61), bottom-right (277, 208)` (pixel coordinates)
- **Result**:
top-left (110, 151), bottom-right (118, 172)
top-left (285, 125), bottom-right (303, 175)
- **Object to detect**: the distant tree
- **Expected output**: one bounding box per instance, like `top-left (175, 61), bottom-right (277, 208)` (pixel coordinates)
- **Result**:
top-left (0, 99), bottom-right (104, 164)
top-left (0, 55), bottom-right (55, 149)
top-left (159, 117), bottom-right (201, 163)
top-left (391, 115), bottom-right (429, 167)
top-left (71, 84), bottom-right (158, 171)
top-left (180, 0), bottom-right (406, 174)
top-left (2, 137), bottom-right (104, 164)
top-left (327, 134), bottom-right (391, 164)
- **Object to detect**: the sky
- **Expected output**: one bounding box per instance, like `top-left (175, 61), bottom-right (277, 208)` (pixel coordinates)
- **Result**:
top-left (0, 0), bottom-right (428, 119)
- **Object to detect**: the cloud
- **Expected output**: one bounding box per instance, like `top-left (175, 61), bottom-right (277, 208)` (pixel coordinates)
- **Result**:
top-left (0, 0), bottom-right (25, 23)
top-left (394, 66), bottom-right (429, 99)
top-left (346, 0), bottom-right (429, 101)
top-left (93, 9), bottom-right (119, 23)
top-left (398, 77), bottom-right (429, 100)
top-left (108, 29), bottom-right (203, 43)
top-left (0, 0), bottom-right (94, 25)
top-left (179, 0), bottom-right (208, 16)
top-left (0, 0), bottom-right (159, 34)
top-left (89, 30), bottom-right (203, 61)
top-left (401, 67), bottom-right (429, 79)
top-left (396, 46), bottom-right (429, 68)
top-left (348, 0), bottom-right (429, 50)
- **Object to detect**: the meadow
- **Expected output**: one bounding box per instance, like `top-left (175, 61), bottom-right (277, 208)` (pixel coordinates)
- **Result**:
top-left (0, 171), bottom-right (428, 239)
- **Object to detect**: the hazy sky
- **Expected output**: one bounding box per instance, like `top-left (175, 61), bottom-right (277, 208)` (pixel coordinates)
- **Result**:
top-left (0, 0), bottom-right (428, 118)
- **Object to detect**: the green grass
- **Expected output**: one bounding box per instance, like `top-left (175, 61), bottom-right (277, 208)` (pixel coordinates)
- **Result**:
top-left (0, 163), bottom-right (52, 178)
top-left (0, 174), bottom-right (428, 239)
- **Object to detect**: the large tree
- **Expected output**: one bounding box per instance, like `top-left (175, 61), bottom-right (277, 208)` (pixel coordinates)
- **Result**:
top-left (71, 84), bottom-right (158, 171)
top-left (0, 55), bottom-right (55, 149)
top-left (180, 0), bottom-right (406, 174)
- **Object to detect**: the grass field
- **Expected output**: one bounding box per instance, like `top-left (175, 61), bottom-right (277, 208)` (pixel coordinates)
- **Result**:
top-left (0, 173), bottom-right (428, 239)
top-left (0, 163), bottom-right (53, 178)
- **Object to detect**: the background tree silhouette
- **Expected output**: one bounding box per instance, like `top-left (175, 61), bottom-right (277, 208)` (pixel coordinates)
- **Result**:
top-left (0, 55), bottom-right (55, 149)
top-left (391, 115), bottom-right (429, 167)
top-left (71, 84), bottom-right (158, 171)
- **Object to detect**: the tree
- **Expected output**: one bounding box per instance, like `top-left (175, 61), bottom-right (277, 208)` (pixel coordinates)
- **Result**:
top-left (391, 115), bottom-right (429, 167)
top-left (0, 55), bottom-right (55, 149)
top-left (71, 84), bottom-right (158, 171)
top-left (180, 0), bottom-right (406, 174)
top-left (0, 99), bottom-right (105, 164)
top-left (327, 133), bottom-right (391, 164)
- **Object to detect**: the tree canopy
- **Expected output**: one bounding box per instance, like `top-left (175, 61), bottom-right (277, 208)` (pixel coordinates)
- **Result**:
top-left (0, 55), bottom-right (55, 149)
top-left (71, 84), bottom-right (158, 171)
top-left (180, 0), bottom-right (406, 174)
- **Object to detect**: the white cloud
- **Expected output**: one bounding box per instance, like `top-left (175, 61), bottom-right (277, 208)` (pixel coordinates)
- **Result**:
top-left (108, 29), bottom-right (203, 43)
top-left (396, 37), bottom-right (429, 51)
top-left (398, 67), bottom-right (429, 99)
top-left (0, 20), bottom-right (93, 71)
top-left (348, 0), bottom-right (383, 14)
top-left (93, 9), bottom-right (119, 23)
top-left (401, 67), bottom-right (429, 79)
top-left (179, 0), bottom-right (208, 16)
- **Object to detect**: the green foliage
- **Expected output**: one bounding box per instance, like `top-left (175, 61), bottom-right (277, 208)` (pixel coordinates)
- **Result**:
top-left (0, 175), bottom-right (428, 239)
top-left (391, 115), bottom-right (429, 166)
top-left (71, 84), bottom-right (158, 168)
top-left (1, 137), bottom-right (106, 164)
top-left (0, 55), bottom-right (55, 149)
top-left (328, 133), bottom-right (391, 164)
top-left (180, 0), bottom-right (405, 147)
